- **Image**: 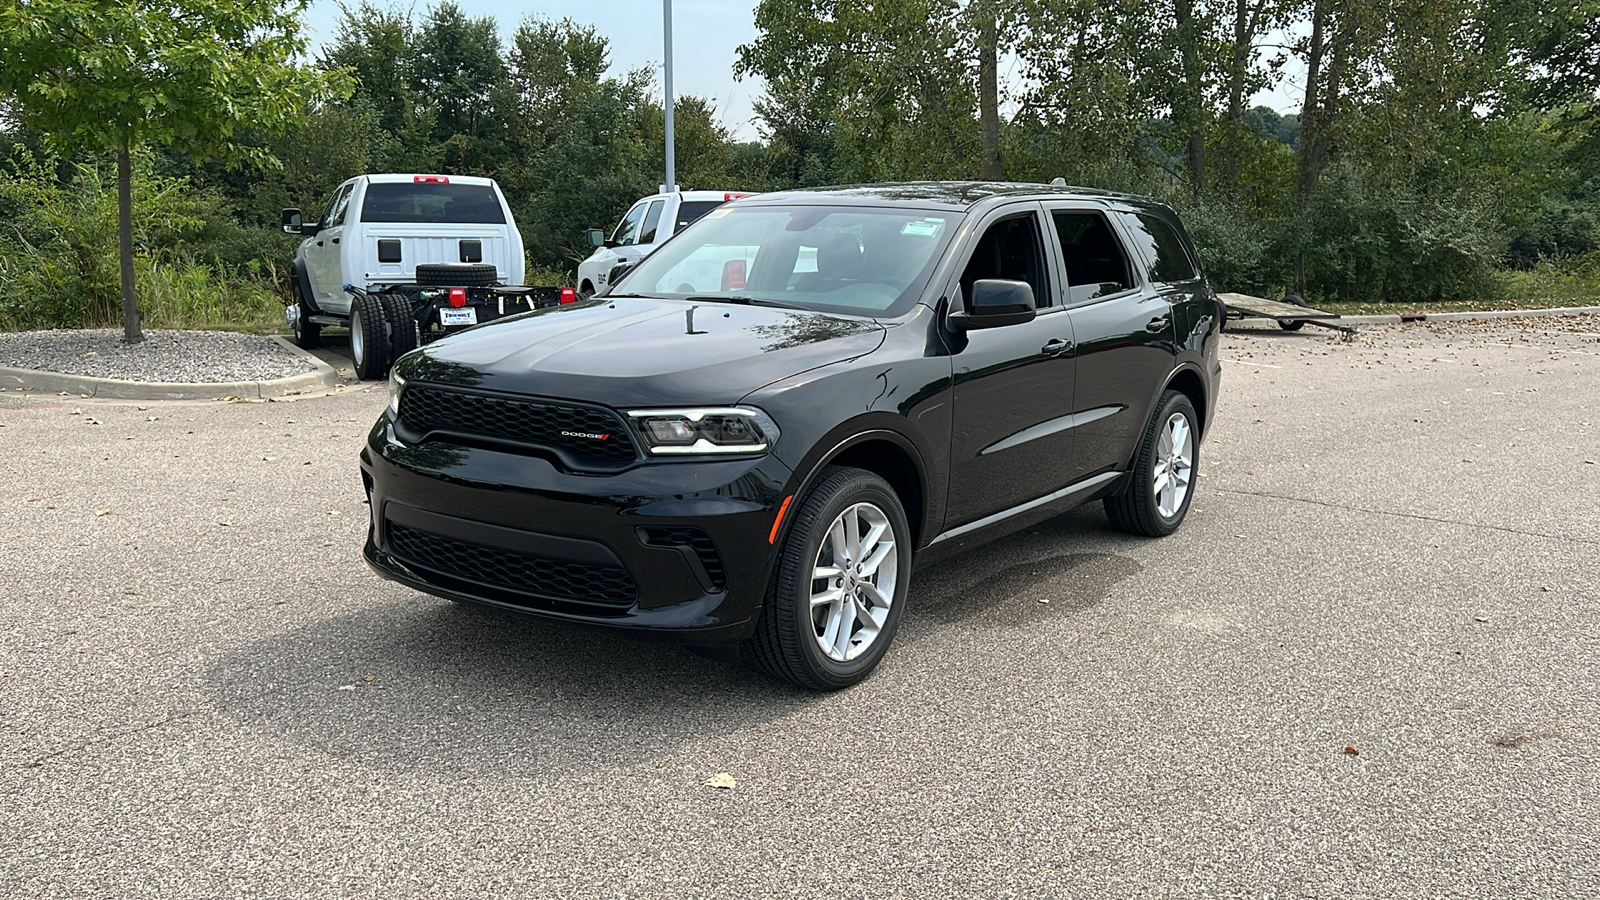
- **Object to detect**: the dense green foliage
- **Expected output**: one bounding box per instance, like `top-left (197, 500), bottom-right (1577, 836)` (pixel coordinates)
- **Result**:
top-left (0, 0), bottom-right (343, 338)
top-left (2, 0), bottom-right (1598, 334)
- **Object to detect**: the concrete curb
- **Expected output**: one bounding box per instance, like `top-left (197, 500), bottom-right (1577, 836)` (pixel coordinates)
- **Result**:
top-left (1232, 305), bottom-right (1600, 328)
top-left (0, 335), bottom-right (342, 401)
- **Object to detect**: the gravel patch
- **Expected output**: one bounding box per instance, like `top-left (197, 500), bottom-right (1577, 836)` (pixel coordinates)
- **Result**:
top-left (0, 329), bottom-right (314, 383)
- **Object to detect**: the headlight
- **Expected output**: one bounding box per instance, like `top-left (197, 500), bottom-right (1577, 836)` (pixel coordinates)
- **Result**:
top-left (626, 407), bottom-right (780, 455)
top-left (387, 368), bottom-right (406, 416)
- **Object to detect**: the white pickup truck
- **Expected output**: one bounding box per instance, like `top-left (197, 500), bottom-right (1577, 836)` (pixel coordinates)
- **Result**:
top-left (282, 174), bottom-right (570, 379)
top-left (576, 190), bottom-right (751, 297)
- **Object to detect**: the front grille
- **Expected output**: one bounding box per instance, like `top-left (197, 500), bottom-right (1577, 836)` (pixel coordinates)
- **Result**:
top-left (640, 526), bottom-right (726, 589)
top-left (387, 522), bottom-right (637, 607)
top-left (398, 385), bottom-right (638, 466)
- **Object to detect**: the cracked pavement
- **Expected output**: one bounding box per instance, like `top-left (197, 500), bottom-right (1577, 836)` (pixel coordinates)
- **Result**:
top-left (2, 315), bottom-right (1597, 898)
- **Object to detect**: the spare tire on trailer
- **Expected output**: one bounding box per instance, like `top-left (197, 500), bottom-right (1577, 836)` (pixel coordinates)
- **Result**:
top-left (414, 263), bottom-right (498, 288)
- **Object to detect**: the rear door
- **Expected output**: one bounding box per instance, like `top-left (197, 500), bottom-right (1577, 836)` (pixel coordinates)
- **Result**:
top-left (1047, 204), bottom-right (1177, 481)
top-left (307, 181), bottom-right (355, 311)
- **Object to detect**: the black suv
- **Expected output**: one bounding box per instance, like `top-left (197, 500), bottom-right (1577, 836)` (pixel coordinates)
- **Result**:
top-left (362, 183), bottom-right (1222, 689)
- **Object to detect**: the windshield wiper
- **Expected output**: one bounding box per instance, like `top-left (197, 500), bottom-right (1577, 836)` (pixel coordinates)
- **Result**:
top-left (684, 295), bottom-right (805, 310)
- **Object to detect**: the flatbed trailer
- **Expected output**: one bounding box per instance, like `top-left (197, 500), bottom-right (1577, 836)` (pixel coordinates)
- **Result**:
top-left (1218, 292), bottom-right (1357, 336)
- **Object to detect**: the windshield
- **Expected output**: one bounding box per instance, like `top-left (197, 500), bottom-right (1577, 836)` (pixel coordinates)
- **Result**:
top-left (614, 204), bottom-right (958, 317)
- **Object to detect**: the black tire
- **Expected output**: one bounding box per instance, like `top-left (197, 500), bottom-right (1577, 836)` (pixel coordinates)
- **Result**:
top-left (1105, 390), bottom-right (1200, 537)
top-left (578, 280), bottom-right (595, 299)
top-left (350, 292), bottom-right (391, 381)
top-left (380, 292), bottom-right (419, 360)
top-left (1279, 293), bottom-right (1307, 331)
top-left (414, 263), bottom-right (498, 288)
top-left (747, 466), bottom-right (912, 690)
top-left (291, 281), bottom-right (321, 350)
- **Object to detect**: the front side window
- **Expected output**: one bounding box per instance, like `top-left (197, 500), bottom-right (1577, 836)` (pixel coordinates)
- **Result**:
top-left (320, 183), bottom-right (352, 226)
top-left (959, 212), bottom-right (1050, 308)
top-left (1051, 211), bottom-right (1135, 304)
top-left (619, 204), bottom-right (957, 317)
top-left (611, 202), bottom-right (649, 246)
top-left (638, 200), bottom-right (667, 244)
top-left (359, 183), bottom-right (507, 224)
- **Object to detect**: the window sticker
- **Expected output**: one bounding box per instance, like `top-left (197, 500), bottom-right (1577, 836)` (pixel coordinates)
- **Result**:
top-left (900, 218), bottom-right (945, 237)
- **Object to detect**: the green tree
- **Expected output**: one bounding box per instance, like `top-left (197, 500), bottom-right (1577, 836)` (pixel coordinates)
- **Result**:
top-left (0, 0), bottom-right (346, 342)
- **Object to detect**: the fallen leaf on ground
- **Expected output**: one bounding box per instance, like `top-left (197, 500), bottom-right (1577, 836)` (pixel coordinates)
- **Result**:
top-left (328, 509), bottom-right (341, 516)
top-left (94, 509), bottom-right (110, 517)
top-left (1343, 746), bottom-right (1360, 756)
top-left (704, 773), bottom-right (737, 789)
top-left (360, 674), bottom-right (376, 683)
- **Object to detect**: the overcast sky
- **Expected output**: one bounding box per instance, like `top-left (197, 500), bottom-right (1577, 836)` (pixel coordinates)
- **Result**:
top-left (303, 0), bottom-right (768, 141)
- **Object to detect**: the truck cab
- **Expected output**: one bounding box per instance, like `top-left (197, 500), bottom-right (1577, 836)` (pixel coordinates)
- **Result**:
top-left (576, 190), bottom-right (750, 297)
top-left (284, 174), bottom-right (526, 315)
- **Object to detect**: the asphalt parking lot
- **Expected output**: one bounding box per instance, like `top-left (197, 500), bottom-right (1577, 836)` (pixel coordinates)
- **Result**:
top-left (2, 316), bottom-right (1596, 898)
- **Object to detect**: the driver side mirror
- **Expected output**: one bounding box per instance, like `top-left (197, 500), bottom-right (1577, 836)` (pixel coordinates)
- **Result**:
top-left (584, 228), bottom-right (609, 249)
top-left (948, 279), bottom-right (1038, 330)
top-left (281, 208), bottom-right (303, 234)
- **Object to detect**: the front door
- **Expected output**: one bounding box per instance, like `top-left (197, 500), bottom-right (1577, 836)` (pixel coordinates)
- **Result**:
top-left (944, 204), bottom-right (1080, 528)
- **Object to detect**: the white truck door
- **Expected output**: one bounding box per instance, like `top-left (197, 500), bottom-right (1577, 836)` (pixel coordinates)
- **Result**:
top-left (307, 181), bottom-right (355, 312)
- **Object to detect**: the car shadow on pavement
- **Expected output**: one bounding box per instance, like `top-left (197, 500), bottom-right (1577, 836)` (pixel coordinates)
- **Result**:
top-left (208, 506), bottom-right (1145, 777)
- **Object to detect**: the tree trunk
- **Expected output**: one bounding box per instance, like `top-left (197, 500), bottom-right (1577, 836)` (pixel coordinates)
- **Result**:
top-left (1174, 0), bottom-right (1206, 195)
top-left (977, 2), bottom-right (1002, 180)
top-left (117, 138), bottom-right (143, 344)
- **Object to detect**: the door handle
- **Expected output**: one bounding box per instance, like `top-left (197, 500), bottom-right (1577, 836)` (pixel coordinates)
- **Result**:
top-left (1146, 316), bottom-right (1170, 332)
top-left (331, 237), bottom-right (340, 244)
top-left (1041, 338), bottom-right (1072, 356)
top-left (316, 240), bottom-right (324, 246)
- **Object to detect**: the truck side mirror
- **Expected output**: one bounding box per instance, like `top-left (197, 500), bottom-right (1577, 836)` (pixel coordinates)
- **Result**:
top-left (948, 279), bottom-right (1038, 330)
top-left (281, 208), bottom-right (303, 234)
top-left (584, 228), bottom-right (607, 248)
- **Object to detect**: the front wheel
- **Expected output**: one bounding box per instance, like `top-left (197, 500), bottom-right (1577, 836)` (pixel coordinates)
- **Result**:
top-left (350, 292), bottom-right (391, 381)
top-left (1104, 390), bottom-right (1199, 537)
top-left (748, 466), bottom-right (912, 690)
top-left (291, 283), bottom-right (320, 350)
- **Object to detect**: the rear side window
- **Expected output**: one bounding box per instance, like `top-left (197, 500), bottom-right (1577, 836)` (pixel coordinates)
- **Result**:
top-left (638, 200), bottom-right (667, 244)
top-left (1051, 211), bottom-right (1134, 303)
top-left (1129, 213), bottom-right (1199, 282)
top-left (359, 183), bottom-right (507, 224)
top-left (676, 200), bottom-right (722, 231)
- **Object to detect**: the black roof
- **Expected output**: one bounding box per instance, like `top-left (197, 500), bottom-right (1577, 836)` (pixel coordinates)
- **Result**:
top-left (736, 181), bottom-right (1164, 213)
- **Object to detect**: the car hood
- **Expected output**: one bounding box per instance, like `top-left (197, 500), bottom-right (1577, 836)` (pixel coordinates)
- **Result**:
top-left (402, 297), bottom-right (887, 407)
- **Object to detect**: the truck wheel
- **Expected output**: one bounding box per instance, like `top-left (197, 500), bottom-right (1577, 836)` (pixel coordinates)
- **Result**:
top-left (380, 293), bottom-right (419, 360)
top-left (291, 283), bottom-right (320, 350)
top-left (747, 466), bottom-right (911, 691)
top-left (1104, 390), bottom-right (1199, 537)
top-left (579, 280), bottom-right (595, 299)
top-left (415, 263), bottom-right (497, 288)
top-left (350, 292), bottom-right (391, 380)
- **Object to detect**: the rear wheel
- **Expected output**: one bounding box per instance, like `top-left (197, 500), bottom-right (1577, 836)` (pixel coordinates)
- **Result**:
top-left (350, 292), bottom-right (391, 380)
top-left (578, 280), bottom-right (596, 299)
top-left (747, 466), bottom-right (911, 690)
top-left (380, 293), bottom-right (418, 360)
top-left (1104, 390), bottom-right (1199, 537)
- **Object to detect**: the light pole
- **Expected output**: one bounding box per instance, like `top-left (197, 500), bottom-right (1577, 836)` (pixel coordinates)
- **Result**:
top-left (662, 0), bottom-right (676, 193)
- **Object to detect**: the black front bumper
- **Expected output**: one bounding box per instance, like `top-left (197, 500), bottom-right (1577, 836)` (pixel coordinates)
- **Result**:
top-left (360, 417), bottom-right (794, 643)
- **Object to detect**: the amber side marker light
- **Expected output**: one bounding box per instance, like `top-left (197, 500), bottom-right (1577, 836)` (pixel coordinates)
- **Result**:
top-left (768, 495), bottom-right (795, 544)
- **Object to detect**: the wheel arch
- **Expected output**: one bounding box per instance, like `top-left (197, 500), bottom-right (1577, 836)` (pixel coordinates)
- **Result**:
top-left (1160, 364), bottom-right (1209, 438)
top-left (780, 429), bottom-right (931, 552)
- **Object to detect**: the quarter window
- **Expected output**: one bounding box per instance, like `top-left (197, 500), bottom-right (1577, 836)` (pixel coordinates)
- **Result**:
top-left (1051, 211), bottom-right (1134, 304)
top-left (1131, 213), bottom-right (1199, 282)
